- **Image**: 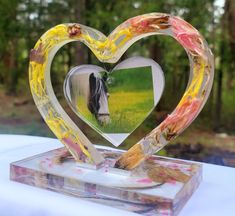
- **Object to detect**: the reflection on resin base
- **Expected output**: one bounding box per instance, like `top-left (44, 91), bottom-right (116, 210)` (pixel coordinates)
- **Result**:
top-left (10, 146), bottom-right (202, 216)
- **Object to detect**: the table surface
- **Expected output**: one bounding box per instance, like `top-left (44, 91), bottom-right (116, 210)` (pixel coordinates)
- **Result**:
top-left (0, 134), bottom-right (234, 216)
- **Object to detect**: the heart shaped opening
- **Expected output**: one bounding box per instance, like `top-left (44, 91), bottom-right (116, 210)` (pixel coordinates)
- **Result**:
top-left (64, 56), bottom-right (165, 146)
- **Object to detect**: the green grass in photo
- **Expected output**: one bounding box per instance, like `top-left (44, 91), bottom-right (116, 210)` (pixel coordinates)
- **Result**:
top-left (77, 66), bottom-right (154, 133)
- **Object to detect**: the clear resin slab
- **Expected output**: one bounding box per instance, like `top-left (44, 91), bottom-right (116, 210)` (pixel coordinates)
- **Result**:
top-left (10, 146), bottom-right (202, 216)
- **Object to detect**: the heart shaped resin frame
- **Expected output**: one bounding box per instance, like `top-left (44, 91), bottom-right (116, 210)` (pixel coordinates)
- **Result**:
top-left (29, 13), bottom-right (214, 169)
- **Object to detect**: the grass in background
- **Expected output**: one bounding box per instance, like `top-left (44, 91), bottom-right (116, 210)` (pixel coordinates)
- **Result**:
top-left (77, 66), bottom-right (154, 133)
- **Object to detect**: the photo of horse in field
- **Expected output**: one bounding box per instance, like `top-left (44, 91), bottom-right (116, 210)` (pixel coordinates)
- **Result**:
top-left (64, 57), bottom-right (164, 145)
top-left (64, 65), bottom-right (110, 126)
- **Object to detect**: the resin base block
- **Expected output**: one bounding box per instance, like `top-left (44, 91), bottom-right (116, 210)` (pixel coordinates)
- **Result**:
top-left (10, 146), bottom-right (202, 216)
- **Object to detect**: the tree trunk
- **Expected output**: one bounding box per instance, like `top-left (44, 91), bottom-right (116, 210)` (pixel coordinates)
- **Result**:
top-left (149, 41), bottom-right (164, 110)
top-left (214, 2), bottom-right (227, 131)
top-left (226, 0), bottom-right (235, 90)
top-left (74, 0), bottom-right (86, 66)
top-left (214, 62), bottom-right (223, 131)
top-left (149, 40), bottom-right (162, 65)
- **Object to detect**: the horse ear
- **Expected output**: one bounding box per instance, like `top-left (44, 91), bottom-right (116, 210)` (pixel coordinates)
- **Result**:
top-left (88, 73), bottom-right (98, 114)
top-left (89, 73), bottom-right (96, 90)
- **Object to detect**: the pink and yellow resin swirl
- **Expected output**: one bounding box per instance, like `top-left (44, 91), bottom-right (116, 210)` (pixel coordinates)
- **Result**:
top-left (29, 13), bottom-right (214, 169)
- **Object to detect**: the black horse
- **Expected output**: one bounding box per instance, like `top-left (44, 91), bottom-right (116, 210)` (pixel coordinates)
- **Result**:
top-left (88, 72), bottom-right (110, 125)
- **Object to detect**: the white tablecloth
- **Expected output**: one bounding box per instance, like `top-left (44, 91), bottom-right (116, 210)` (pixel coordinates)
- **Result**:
top-left (0, 134), bottom-right (234, 216)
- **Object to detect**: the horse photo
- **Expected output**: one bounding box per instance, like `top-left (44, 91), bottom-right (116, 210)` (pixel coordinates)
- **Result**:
top-left (64, 57), bottom-right (165, 146)
top-left (64, 65), bottom-right (110, 126)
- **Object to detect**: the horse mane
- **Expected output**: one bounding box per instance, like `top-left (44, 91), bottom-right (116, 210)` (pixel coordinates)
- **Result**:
top-left (88, 73), bottom-right (107, 115)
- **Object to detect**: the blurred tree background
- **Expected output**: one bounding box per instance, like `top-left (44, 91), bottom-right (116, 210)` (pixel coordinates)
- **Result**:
top-left (0, 0), bottom-right (235, 166)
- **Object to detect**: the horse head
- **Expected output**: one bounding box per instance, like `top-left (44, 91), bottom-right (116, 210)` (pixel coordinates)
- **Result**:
top-left (88, 73), bottom-right (110, 125)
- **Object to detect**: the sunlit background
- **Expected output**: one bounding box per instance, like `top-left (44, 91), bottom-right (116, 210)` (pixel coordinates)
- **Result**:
top-left (0, 0), bottom-right (235, 167)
